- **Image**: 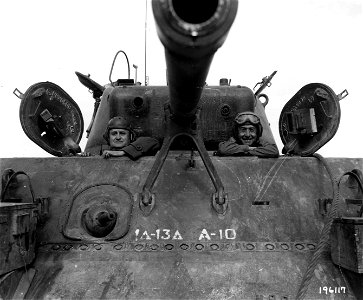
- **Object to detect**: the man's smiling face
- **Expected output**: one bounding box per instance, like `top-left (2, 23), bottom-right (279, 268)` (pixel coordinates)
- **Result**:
top-left (237, 124), bottom-right (258, 146)
top-left (109, 128), bottom-right (130, 149)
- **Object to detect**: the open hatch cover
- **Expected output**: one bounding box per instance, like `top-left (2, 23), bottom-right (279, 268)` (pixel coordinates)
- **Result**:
top-left (279, 83), bottom-right (343, 156)
top-left (19, 82), bottom-right (84, 156)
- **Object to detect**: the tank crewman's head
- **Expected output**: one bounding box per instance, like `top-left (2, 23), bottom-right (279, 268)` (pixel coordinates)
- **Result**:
top-left (234, 111), bottom-right (263, 146)
top-left (103, 116), bottom-right (135, 149)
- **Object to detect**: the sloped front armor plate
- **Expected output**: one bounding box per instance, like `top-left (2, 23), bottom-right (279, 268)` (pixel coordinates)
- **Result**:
top-left (19, 82), bottom-right (84, 156)
top-left (279, 83), bottom-right (340, 156)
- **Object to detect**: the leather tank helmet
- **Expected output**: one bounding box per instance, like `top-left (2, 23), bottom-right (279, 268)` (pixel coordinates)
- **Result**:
top-left (103, 116), bottom-right (136, 145)
top-left (233, 111), bottom-right (263, 141)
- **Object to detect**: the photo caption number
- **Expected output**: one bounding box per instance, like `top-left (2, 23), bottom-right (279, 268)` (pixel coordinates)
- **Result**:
top-left (319, 286), bottom-right (346, 294)
top-left (135, 229), bottom-right (183, 241)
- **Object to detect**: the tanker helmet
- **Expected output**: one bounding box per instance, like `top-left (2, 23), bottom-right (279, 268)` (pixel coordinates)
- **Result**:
top-left (103, 116), bottom-right (135, 144)
top-left (234, 112), bottom-right (263, 138)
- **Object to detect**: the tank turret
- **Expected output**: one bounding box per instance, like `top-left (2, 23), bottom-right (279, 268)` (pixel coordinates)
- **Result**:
top-left (82, 0), bottom-right (257, 215)
top-left (85, 0), bottom-right (246, 155)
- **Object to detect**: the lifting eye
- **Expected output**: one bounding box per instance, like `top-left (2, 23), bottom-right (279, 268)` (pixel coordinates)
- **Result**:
top-left (133, 97), bottom-right (144, 109)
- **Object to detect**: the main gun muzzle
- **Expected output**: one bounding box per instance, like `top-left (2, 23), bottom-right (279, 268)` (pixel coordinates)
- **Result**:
top-left (152, 0), bottom-right (238, 122)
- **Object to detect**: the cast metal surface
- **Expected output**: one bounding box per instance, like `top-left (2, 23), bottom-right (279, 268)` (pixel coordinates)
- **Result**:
top-left (2, 0), bottom-right (363, 299)
top-left (0, 203), bottom-right (38, 275)
top-left (85, 85), bottom-right (256, 154)
top-left (279, 83), bottom-right (342, 156)
top-left (137, 106), bottom-right (228, 215)
top-left (63, 183), bottom-right (133, 241)
top-left (330, 217), bottom-right (363, 273)
top-left (18, 82), bottom-right (84, 156)
top-left (0, 156), bottom-right (362, 299)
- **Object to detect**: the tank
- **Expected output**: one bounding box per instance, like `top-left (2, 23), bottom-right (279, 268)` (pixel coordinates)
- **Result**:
top-left (1, 0), bottom-right (363, 299)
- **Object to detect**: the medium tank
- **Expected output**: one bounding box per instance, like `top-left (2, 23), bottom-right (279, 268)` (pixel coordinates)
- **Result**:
top-left (1, 0), bottom-right (363, 299)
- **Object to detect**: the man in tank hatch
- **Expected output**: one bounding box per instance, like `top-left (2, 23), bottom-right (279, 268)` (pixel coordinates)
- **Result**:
top-left (102, 116), bottom-right (160, 159)
top-left (81, 116), bottom-right (160, 159)
top-left (215, 111), bottom-right (279, 158)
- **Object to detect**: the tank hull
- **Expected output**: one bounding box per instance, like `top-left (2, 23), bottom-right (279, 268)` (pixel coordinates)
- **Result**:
top-left (1, 155), bottom-right (362, 299)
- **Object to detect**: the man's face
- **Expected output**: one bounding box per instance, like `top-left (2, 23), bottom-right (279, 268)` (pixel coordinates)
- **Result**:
top-left (109, 128), bottom-right (130, 149)
top-left (237, 124), bottom-right (258, 145)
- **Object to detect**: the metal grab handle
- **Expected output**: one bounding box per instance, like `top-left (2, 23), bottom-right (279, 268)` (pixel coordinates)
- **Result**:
top-left (137, 105), bottom-right (228, 216)
top-left (109, 50), bottom-right (130, 86)
top-left (1, 169), bottom-right (35, 203)
top-left (257, 93), bottom-right (269, 107)
top-left (137, 133), bottom-right (228, 216)
top-left (337, 169), bottom-right (363, 217)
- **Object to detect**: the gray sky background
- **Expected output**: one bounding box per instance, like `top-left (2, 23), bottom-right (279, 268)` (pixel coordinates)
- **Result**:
top-left (0, 0), bottom-right (362, 158)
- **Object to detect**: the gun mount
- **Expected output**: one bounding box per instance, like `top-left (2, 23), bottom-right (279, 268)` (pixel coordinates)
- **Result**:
top-left (133, 0), bottom-right (239, 215)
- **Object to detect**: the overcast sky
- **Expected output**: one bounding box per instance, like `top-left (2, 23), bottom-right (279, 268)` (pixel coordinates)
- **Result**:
top-left (0, 0), bottom-right (362, 158)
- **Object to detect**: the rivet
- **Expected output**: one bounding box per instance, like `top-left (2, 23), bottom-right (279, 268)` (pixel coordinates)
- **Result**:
top-left (210, 244), bottom-right (219, 250)
top-left (245, 243), bottom-right (255, 250)
top-left (114, 244), bottom-right (123, 250)
top-left (134, 244), bottom-right (144, 251)
top-left (165, 244), bottom-right (174, 251)
top-left (195, 244), bottom-right (204, 251)
top-left (180, 243), bottom-right (189, 250)
top-left (265, 243), bottom-right (275, 250)
top-left (295, 243), bottom-right (305, 250)
top-left (52, 244), bottom-right (60, 250)
top-left (150, 244), bottom-right (158, 251)
top-left (79, 244), bottom-right (88, 251)
top-left (63, 244), bottom-right (72, 251)
top-left (94, 244), bottom-right (102, 250)
top-left (280, 243), bottom-right (290, 250)
top-left (306, 243), bottom-right (316, 250)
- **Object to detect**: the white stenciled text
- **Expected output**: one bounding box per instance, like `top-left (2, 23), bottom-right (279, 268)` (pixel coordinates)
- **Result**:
top-left (319, 286), bottom-right (346, 294)
top-left (134, 228), bottom-right (237, 241)
top-left (198, 228), bottom-right (236, 241)
top-left (135, 229), bottom-right (183, 241)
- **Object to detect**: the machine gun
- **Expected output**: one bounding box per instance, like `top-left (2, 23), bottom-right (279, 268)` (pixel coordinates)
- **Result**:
top-left (75, 71), bottom-right (105, 137)
top-left (254, 70), bottom-right (277, 106)
top-left (254, 70), bottom-right (277, 96)
top-left (75, 71), bottom-right (105, 99)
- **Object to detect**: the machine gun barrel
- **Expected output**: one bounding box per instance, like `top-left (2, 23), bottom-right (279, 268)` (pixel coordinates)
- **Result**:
top-left (152, 0), bottom-right (238, 122)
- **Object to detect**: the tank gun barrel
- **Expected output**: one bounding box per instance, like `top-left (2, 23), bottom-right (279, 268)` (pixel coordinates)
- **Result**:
top-left (152, 0), bottom-right (238, 122)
